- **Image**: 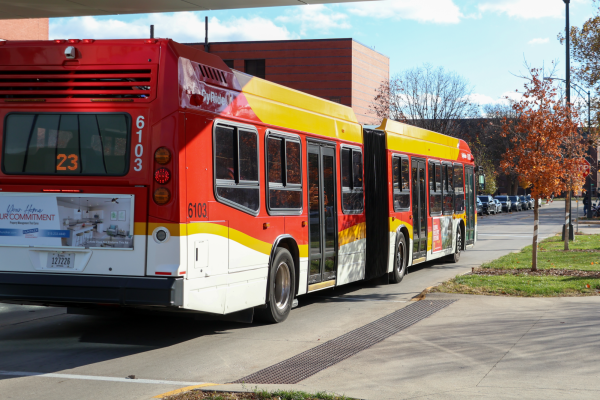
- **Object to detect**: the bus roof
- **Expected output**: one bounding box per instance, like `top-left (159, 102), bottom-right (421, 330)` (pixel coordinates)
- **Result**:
top-left (174, 40), bottom-right (363, 145)
top-left (376, 118), bottom-right (473, 163)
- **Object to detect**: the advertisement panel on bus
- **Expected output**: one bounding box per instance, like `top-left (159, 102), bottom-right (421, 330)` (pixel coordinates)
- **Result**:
top-left (0, 194), bottom-right (134, 250)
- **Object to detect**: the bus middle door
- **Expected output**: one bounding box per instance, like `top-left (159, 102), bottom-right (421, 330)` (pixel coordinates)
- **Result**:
top-left (411, 158), bottom-right (427, 262)
top-left (307, 141), bottom-right (337, 289)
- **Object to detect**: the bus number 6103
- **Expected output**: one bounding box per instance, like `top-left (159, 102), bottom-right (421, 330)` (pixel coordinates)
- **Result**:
top-left (134, 116), bottom-right (144, 171)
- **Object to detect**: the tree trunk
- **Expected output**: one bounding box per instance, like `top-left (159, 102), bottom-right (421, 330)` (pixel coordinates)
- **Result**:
top-left (564, 190), bottom-right (570, 251)
top-left (532, 199), bottom-right (539, 272)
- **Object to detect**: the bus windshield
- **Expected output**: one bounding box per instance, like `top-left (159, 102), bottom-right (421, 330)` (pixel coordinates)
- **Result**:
top-left (3, 113), bottom-right (130, 176)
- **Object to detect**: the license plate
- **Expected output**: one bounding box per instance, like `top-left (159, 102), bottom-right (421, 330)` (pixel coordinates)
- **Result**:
top-left (47, 253), bottom-right (75, 269)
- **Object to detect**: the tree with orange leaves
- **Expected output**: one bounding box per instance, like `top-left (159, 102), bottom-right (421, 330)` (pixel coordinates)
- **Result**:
top-left (500, 70), bottom-right (587, 271)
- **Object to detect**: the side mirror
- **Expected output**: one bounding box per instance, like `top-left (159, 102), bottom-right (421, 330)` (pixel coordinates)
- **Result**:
top-left (478, 174), bottom-right (486, 191)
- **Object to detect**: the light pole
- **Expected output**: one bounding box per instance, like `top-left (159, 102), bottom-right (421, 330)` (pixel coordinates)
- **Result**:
top-left (545, 77), bottom-right (594, 220)
top-left (563, 0), bottom-right (574, 241)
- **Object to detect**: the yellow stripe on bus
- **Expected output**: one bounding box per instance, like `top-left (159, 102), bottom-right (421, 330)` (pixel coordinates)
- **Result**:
top-left (389, 218), bottom-right (414, 239)
top-left (338, 222), bottom-right (366, 247)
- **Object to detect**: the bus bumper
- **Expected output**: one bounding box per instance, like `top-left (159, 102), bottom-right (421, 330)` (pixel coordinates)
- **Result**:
top-left (0, 272), bottom-right (183, 307)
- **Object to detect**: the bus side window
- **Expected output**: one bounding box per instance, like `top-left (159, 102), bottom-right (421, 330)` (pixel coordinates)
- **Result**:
top-left (453, 163), bottom-right (465, 212)
top-left (214, 123), bottom-right (260, 215)
top-left (393, 156), bottom-right (410, 211)
top-left (266, 133), bottom-right (302, 212)
top-left (341, 146), bottom-right (364, 213)
top-left (429, 161), bottom-right (442, 215)
top-left (442, 163), bottom-right (454, 214)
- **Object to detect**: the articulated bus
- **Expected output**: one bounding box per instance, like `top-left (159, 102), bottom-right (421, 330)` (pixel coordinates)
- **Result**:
top-left (0, 39), bottom-right (476, 323)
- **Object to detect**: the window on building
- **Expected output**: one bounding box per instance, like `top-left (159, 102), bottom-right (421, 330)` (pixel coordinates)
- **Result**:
top-left (429, 161), bottom-right (442, 215)
top-left (393, 156), bottom-right (410, 211)
top-left (245, 59), bottom-right (266, 79)
top-left (341, 147), bottom-right (364, 213)
top-left (330, 96), bottom-right (341, 104)
top-left (214, 123), bottom-right (259, 214)
top-left (442, 163), bottom-right (454, 214)
top-left (454, 163), bottom-right (465, 212)
top-left (266, 133), bottom-right (302, 212)
top-left (223, 60), bottom-right (234, 69)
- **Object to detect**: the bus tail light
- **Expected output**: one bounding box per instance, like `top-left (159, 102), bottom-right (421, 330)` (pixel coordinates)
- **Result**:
top-left (82, 39), bottom-right (95, 44)
top-left (154, 168), bottom-right (171, 184)
top-left (154, 147), bottom-right (171, 164)
top-left (153, 187), bottom-right (171, 205)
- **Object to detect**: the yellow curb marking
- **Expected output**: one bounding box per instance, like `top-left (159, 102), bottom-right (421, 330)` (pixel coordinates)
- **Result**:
top-left (153, 383), bottom-right (221, 398)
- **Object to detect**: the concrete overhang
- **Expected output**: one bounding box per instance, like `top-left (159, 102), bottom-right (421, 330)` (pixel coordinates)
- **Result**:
top-left (0, 0), bottom-right (378, 19)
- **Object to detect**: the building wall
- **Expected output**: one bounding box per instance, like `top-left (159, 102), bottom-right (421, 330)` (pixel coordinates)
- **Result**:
top-left (0, 18), bottom-right (49, 40)
top-left (185, 38), bottom-right (388, 124)
top-left (351, 40), bottom-right (389, 124)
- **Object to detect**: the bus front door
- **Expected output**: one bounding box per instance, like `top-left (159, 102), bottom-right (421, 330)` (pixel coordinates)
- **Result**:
top-left (411, 158), bottom-right (427, 261)
top-left (465, 166), bottom-right (475, 245)
top-left (307, 142), bottom-right (337, 287)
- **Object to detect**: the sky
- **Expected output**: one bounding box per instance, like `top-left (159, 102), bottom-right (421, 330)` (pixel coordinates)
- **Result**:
top-left (49, 0), bottom-right (598, 109)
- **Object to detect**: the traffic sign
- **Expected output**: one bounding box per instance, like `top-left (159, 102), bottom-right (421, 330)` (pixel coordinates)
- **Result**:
top-left (580, 159), bottom-right (591, 179)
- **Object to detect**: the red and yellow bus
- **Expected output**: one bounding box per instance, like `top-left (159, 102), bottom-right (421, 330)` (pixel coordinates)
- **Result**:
top-left (0, 39), bottom-right (476, 323)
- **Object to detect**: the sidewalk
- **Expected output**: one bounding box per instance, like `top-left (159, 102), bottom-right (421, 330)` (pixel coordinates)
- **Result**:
top-left (204, 293), bottom-right (600, 400)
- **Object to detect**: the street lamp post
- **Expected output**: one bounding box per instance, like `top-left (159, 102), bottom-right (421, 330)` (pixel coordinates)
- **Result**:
top-left (564, 0), bottom-right (574, 241)
top-left (545, 75), bottom-right (593, 229)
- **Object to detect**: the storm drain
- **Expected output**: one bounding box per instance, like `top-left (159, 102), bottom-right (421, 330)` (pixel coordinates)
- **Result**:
top-left (233, 299), bottom-right (455, 384)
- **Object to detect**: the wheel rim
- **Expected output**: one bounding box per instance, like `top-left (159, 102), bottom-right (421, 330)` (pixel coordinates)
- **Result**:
top-left (396, 241), bottom-right (405, 274)
top-left (456, 232), bottom-right (462, 256)
top-left (274, 262), bottom-right (291, 310)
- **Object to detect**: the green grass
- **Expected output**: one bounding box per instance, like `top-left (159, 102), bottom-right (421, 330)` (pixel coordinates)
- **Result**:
top-left (436, 274), bottom-right (600, 297)
top-left (432, 234), bottom-right (600, 297)
top-left (163, 389), bottom-right (354, 400)
top-left (481, 234), bottom-right (600, 271)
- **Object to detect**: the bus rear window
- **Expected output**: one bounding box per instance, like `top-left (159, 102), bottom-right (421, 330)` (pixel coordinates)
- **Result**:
top-left (3, 113), bottom-right (130, 175)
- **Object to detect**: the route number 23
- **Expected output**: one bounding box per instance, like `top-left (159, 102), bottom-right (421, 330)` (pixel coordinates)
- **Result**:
top-left (134, 116), bottom-right (144, 172)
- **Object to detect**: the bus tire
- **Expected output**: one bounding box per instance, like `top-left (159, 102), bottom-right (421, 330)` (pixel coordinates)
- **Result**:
top-left (446, 229), bottom-right (461, 263)
top-left (255, 248), bottom-right (295, 324)
top-left (390, 233), bottom-right (407, 283)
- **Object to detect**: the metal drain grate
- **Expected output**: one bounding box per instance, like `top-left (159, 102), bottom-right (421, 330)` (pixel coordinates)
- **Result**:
top-left (233, 299), bottom-right (455, 384)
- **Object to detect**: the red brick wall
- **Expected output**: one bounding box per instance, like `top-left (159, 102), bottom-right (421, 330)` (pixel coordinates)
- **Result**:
top-left (186, 38), bottom-right (388, 124)
top-left (0, 18), bottom-right (49, 40)
top-left (352, 41), bottom-right (389, 124)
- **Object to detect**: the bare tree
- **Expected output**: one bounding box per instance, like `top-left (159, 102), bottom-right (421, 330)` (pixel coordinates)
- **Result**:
top-left (369, 63), bottom-right (480, 137)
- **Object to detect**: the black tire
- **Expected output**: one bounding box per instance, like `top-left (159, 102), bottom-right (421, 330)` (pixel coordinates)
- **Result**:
top-left (255, 248), bottom-right (295, 324)
top-left (390, 233), bottom-right (407, 283)
top-left (446, 228), bottom-right (461, 263)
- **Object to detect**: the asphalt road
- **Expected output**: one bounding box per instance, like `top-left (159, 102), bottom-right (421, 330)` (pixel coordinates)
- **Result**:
top-left (0, 202), bottom-right (581, 400)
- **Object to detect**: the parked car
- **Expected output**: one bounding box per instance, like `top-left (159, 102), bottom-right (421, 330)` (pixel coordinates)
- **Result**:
top-left (508, 195), bottom-right (522, 211)
top-left (495, 195), bottom-right (512, 212)
top-left (478, 195), bottom-right (497, 215)
top-left (477, 198), bottom-right (483, 215)
top-left (520, 195), bottom-right (530, 210)
top-left (526, 195), bottom-right (536, 209)
top-left (493, 199), bottom-right (503, 213)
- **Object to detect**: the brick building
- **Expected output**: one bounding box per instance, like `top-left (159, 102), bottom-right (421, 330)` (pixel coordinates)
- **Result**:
top-left (185, 38), bottom-right (389, 124)
top-left (0, 18), bottom-right (48, 40)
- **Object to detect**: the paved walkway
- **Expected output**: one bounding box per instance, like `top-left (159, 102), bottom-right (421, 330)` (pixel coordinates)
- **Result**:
top-left (213, 293), bottom-right (600, 399)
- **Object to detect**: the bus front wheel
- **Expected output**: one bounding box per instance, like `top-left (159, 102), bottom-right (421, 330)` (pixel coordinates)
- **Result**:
top-left (390, 234), bottom-right (407, 283)
top-left (255, 248), bottom-right (295, 324)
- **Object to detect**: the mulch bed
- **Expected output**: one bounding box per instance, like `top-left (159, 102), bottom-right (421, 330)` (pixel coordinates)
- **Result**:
top-left (471, 268), bottom-right (600, 278)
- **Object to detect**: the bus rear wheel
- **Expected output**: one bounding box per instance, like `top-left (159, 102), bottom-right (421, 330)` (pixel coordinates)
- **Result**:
top-left (446, 229), bottom-right (461, 263)
top-left (390, 234), bottom-right (407, 283)
top-left (255, 248), bottom-right (295, 324)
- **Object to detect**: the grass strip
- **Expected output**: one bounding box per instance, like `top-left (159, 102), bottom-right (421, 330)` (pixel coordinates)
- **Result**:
top-left (481, 234), bottom-right (600, 271)
top-left (162, 389), bottom-right (354, 400)
top-left (433, 274), bottom-right (600, 297)
top-left (432, 234), bottom-right (600, 297)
